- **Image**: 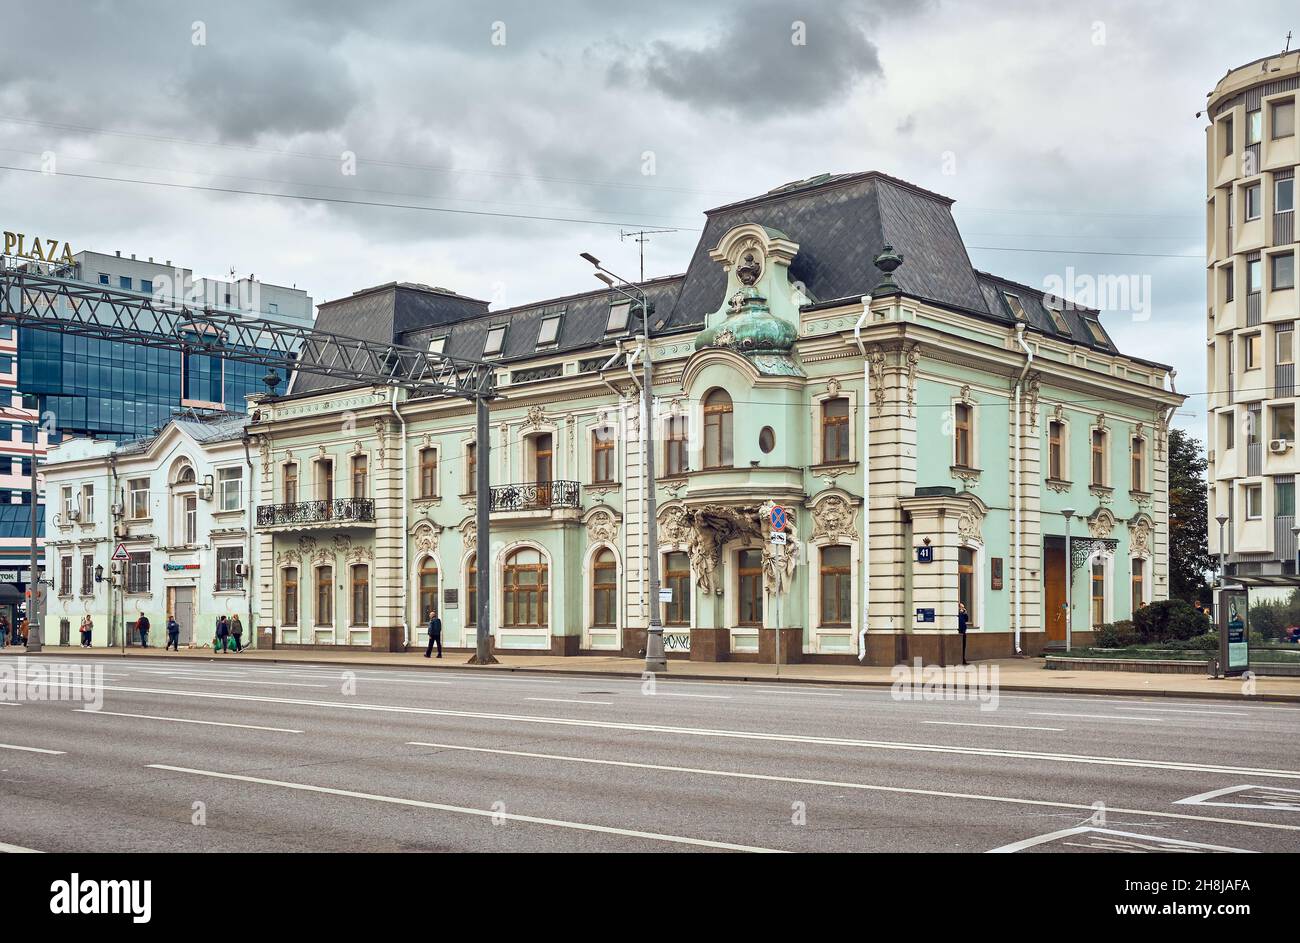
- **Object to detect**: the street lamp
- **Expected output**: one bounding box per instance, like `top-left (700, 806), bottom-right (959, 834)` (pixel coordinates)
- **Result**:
top-left (1061, 507), bottom-right (1075, 652)
top-left (580, 252), bottom-right (667, 673)
top-left (1216, 513), bottom-right (1229, 587)
top-left (1291, 524), bottom-right (1299, 577)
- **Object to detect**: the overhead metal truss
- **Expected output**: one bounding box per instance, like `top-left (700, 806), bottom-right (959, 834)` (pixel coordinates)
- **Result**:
top-left (0, 264), bottom-right (495, 401)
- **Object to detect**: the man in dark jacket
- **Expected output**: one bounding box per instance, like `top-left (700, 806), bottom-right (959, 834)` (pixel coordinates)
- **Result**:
top-left (215, 615), bottom-right (229, 652)
top-left (423, 609), bottom-right (443, 659)
top-left (230, 615), bottom-right (244, 652)
top-left (137, 611), bottom-right (150, 648)
top-left (165, 616), bottom-right (180, 651)
top-left (957, 602), bottom-right (970, 666)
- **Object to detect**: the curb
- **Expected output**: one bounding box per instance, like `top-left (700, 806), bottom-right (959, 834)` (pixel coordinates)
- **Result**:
top-left (6, 646), bottom-right (1299, 704)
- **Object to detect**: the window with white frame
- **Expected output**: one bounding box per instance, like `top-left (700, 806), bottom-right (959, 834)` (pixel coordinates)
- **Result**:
top-left (1048, 419), bottom-right (1067, 481)
top-left (126, 551), bottom-right (151, 594)
top-left (953, 402), bottom-right (974, 468)
top-left (819, 545), bottom-right (852, 627)
top-left (1278, 177), bottom-right (1296, 213)
top-left (216, 546), bottom-right (244, 591)
top-left (350, 564), bottom-right (370, 625)
top-left (61, 485), bottom-right (74, 519)
top-left (81, 555), bottom-right (94, 595)
top-left (1090, 558), bottom-right (1107, 625)
top-left (59, 555), bottom-right (72, 596)
top-left (483, 325), bottom-right (506, 358)
top-left (128, 478), bottom-right (150, 519)
top-left (1090, 428), bottom-right (1108, 487)
top-left (1246, 483), bottom-right (1263, 520)
top-left (81, 483), bottom-right (95, 521)
top-left (218, 466), bottom-right (242, 511)
top-left (1130, 435), bottom-right (1146, 492)
top-left (1130, 558), bottom-right (1146, 615)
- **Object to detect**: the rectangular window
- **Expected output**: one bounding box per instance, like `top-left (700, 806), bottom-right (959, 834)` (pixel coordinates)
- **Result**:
top-left (1090, 559), bottom-right (1106, 625)
top-left (665, 414), bottom-right (689, 476)
top-left (128, 478), bottom-right (149, 519)
top-left (1245, 332), bottom-right (1262, 369)
top-left (819, 545), bottom-right (852, 627)
top-left (664, 552), bottom-right (691, 626)
top-left (427, 336), bottom-right (447, 355)
top-left (81, 483), bottom-right (95, 521)
top-left (1246, 183), bottom-right (1262, 221)
top-left (1247, 108), bottom-right (1263, 145)
top-left (1279, 329), bottom-right (1294, 366)
top-left (183, 495), bottom-right (197, 544)
top-left (466, 442), bottom-right (477, 494)
top-left (59, 556), bottom-right (72, 596)
top-left (126, 552), bottom-right (151, 594)
top-left (119, 276), bottom-right (133, 290)
top-left (351, 454), bottom-right (368, 499)
top-left (81, 555), bottom-right (94, 596)
top-left (592, 426), bottom-right (615, 484)
top-left (218, 466), bottom-right (242, 511)
top-left (1278, 178), bottom-right (1296, 214)
top-left (537, 315), bottom-right (561, 346)
top-left (1048, 420), bottom-right (1065, 480)
top-left (1131, 558), bottom-right (1145, 615)
top-left (283, 463), bottom-right (298, 504)
top-left (1091, 429), bottom-right (1106, 486)
top-left (737, 549), bottom-right (763, 627)
top-left (283, 567), bottom-right (299, 625)
top-left (1246, 484), bottom-right (1263, 520)
top-left (419, 447), bottom-right (438, 498)
top-left (351, 564), bottom-right (369, 625)
top-left (140, 279), bottom-right (153, 296)
top-left (61, 485), bottom-right (73, 518)
top-left (1277, 479), bottom-right (1296, 516)
top-left (821, 397), bottom-right (850, 463)
top-left (216, 546), bottom-right (244, 591)
top-left (1131, 437), bottom-right (1145, 491)
top-left (1273, 99), bottom-right (1296, 139)
top-left (1274, 253), bottom-right (1296, 291)
top-left (605, 301), bottom-right (630, 334)
top-left (954, 402), bottom-right (973, 468)
top-left (98, 273), bottom-right (109, 285)
top-left (1276, 405), bottom-right (1297, 443)
top-left (483, 325), bottom-right (506, 357)
top-left (1002, 292), bottom-right (1027, 320)
top-left (1223, 114), bottom-right (1234, 155)
top-left (1248, 258), bottom-right (1262, 293)
top-left (958, 546), bottom-right (976, 626)
top-left (315, 567), bottom-right (333, 626)
top-left (1225, 263), bottom-right (1235, 303)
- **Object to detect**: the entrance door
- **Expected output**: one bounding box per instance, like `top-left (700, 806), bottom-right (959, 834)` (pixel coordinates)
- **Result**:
top-left (169, 587), bottom-right (196, 645)
top-left (1043, 537), bottom-right (1067, 644)
top-left (533, 433), bottom-right (553, 506)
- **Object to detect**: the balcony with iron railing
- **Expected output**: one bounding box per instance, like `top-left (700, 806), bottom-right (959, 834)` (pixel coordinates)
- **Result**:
top-left (256, 497), bottom-right (376, 530)
top-left (488, 480), bottom-right (581, 517)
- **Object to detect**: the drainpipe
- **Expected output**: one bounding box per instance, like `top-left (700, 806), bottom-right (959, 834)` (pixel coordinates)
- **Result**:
top-left (242, 432), bottom-right (256, 649)
top-left (1013, 324), bottom-right (1034, 655)
top-left (853, 295), bottom-right (873, 662)
top-left (390, 387), bottom-right (409, 649)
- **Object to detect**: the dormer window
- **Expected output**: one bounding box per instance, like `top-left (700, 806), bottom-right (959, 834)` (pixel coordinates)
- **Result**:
top-left (427, 336), bottom-right (447, 355)
top-left (1083, 319), bottom-right (1109, 346)
top-left (1045, 300), bottom-right (1071, 336)
top-left (605, 300), bottom-right (631, 334)
top-left (1002, 292), bottom-right (1027, 321)
top-left (537, 314), bottom-right (562, 347)
top-left (483, 325), bottom-right (507, 358)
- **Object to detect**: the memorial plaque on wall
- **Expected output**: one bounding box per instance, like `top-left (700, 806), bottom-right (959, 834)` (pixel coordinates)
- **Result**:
top-left (990, 557), bottom-right (1004, 591)
top-left (443, 588), bottom-right (458, 609)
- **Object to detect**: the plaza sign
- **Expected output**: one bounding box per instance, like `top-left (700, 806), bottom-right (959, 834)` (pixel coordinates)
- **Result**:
top-left (2, 230), bottom-right (75, 264)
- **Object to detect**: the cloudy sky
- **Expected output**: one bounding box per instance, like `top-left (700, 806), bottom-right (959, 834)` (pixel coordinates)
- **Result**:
top-left (1, 0), bottom-right (1297, 433)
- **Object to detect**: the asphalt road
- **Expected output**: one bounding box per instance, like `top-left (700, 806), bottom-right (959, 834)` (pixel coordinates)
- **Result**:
top-left (1, 655), bottom-right (1298, 852)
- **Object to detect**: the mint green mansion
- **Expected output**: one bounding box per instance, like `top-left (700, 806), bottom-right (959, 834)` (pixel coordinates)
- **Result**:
top-left (248, 172), bottom-right (1183, 664)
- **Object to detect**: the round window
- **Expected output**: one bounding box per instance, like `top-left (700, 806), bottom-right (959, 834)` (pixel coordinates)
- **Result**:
top-left (759, 426), bottom-right (776, 453)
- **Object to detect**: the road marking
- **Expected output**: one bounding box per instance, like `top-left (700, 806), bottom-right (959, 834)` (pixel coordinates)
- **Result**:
top-left (657, 692), bottom-right (730, 700)
top-left (42, 681), bottom-right (1300, 781)
top-left (0, 841), bottom-right (41, 853)
top-left (0, 742), bottom-right (65, 755)
top-left (404, 741), bottom-right (1300, 834)
top-left (146, 764), bottom-right (784, 852)
top-left (1110, 706), bottom-right (1250, 717)
top-left (73, 709), bottom-right (303, 733)
top-left (988, 826), bottom-right (1254, 854)
top-left (923, 721), bottom-right (1064, 732)
top-left (1017, 711), bottom-right (1164, 723)
top-left (136, 675), bottom-right (327, 688)
top-left (526, 697), bottom-right (613, 706)
top-left (1175, 784), bottom-right (1300, 811)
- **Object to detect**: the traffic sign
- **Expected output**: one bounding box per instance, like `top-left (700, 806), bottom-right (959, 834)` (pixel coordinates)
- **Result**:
top-left (769, 532), bottom-right (787, 545)
top-left (769, 505), bottom-right (787, 531)
top-left (111, 543), bottom-right (130, 561)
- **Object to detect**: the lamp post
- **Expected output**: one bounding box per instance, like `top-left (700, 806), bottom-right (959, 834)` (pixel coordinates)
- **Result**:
top-left (1291, 524), bottom-right (1299, 577)
top-left (1061, 507), bottom-right (1075, 652)
top-left (1216, 513), bottom-right (1229, 587)
top-left (580, 252), bottom-right (666, 673)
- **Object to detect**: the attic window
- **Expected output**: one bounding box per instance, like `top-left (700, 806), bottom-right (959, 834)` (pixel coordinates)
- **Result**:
top-left (605, 300), bottom-right (631, 334)
top-left (1043, 299), bottom-right (1072, 335)
top-left (1083, 319), bottom-right (1109, 346)
top-left (1002, 292), bottom-right (1028, 321)
top-left (483, 325), bottom-right (507, 358)
top-left (427, 336), bottom-right (447, 355)
top-left (537, 314), bottom-right (562, 347)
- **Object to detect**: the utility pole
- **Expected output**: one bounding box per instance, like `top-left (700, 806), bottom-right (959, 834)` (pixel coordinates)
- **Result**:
top-left (619, 229), bottom-right (677, 284)
top-left (581, 252), bottom-right (666, 672)
top-left (469, 396), bottom-right (497, 664)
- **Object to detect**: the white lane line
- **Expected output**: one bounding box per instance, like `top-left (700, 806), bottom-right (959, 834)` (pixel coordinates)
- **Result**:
top-left (147, 764), bottom-right (784, 853)
top-left (73, 709), bottom-right (303, 734)
top-left (657, 692), bottom-right (730, 700)
top-left (137, 676), bottom-right (327, 688)
top-left (1111, 706), bottom-right (1250, 717)
top-left (0, 841), bottom-right (42, 853)
top-left (405, 741), bottom-right (1300, 835)
top-left (1017, 711), bottom-right (1165, 723)
top-left (923, 721), bottom-right (1064, 732)
top-left (0, 702), bottom-right (19, 706)
top-left (0, 742), bottom-right (65, 755)
top-left (45, 681), bottom-right (1300, 781)
top-left (526, 697), bottom-right (614, 706)
top-left (988, 826), bottom-right (1254, 854)
top-left (1175, 784), bottom-right (1300, 811)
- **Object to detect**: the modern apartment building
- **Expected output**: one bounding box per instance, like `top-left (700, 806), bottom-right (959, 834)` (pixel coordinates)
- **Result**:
top-left (1206, 50), bottom-right (1300, 580)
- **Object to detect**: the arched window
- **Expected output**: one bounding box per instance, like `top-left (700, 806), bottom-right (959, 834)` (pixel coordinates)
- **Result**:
top-left (819, 546), bottom-right (852, 627)
top-left (465, 554), bottom-right (477, 626)
top-left (591, 548), bottom-right (617, 628)
top-left (503, 547), bottom-right (548, 628)
top-left (737, 549), bottom-right (763, 626)
top-left (418, 558), bottom-right (439, 621)
top-left (176, 464), bottom-right (196, 485)
top-left (703, 389), bottom-right (733, 469)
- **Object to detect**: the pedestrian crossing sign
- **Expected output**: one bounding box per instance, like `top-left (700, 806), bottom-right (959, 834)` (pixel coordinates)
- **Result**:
top-left (111, 543), bottom-right (130, 561)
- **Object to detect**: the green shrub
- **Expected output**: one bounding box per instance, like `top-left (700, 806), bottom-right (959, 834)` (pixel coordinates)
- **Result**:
top-left (1190, 632), bottom-right (1219, 651)
top-left (1132, 599), bottom-right (1205, 643)
top-left (1096, 621), bottom-right (1139, 648)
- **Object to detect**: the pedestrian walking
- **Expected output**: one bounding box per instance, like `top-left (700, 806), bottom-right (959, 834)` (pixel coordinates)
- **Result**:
top-left (137, 611), bottom-right (150, 648)
top-left (957, 602), bottom-right (970, 666)
top-left (230, 614), bottom-right (244, 653)
top-left (0, 614), bottom-right (8, 648)
top-left (215, 615), bottom-right (229, 653)
top-left (165, 615), bottom-right (180, 651)
top-left (423, 608), bottom-right (443, 659)
top-left (18, 616), bottom-right (29, 646)
top-left (80, 614), bottom-right (93, 647)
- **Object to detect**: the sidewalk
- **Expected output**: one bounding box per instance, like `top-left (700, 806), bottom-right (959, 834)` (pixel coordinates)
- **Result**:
top-left (5, 644), bottom-right (1299, 703)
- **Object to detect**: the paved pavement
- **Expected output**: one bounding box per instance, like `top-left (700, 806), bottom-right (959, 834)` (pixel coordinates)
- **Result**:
top-left (1, 654), bottom-right (1298, 852)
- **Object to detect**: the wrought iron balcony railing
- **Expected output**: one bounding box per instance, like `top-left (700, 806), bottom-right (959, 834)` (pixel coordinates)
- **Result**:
top-left (488, 480), bottom-right (580, 512)
top-left (256, 498), bottom-right (376, 527)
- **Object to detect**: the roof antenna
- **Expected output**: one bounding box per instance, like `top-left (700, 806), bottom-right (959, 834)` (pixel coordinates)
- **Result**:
top-left (619, 228), bottom-right (677, 283)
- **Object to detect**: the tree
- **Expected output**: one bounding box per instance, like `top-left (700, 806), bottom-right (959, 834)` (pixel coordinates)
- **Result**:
top-left (1167, 428), bottom-right (1212, 604)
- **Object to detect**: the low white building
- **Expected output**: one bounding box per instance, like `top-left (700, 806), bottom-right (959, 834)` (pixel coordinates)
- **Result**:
top-left (42, 415), bottom-right (258, 647)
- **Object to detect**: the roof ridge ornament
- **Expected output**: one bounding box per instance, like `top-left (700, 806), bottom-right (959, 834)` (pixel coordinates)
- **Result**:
top-left (873, 243), bottom-right (904, 295)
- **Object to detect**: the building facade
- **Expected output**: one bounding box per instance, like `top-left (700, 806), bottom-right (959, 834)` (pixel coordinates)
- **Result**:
top-left (41, 416), bottom-right (256, 647)
top-left (1206, 51), bottom-right (1300, 581)
top-left (248, 172), bottom-right (1182, 664)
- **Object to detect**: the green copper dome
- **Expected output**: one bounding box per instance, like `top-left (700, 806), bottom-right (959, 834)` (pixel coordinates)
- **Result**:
top-left (694, 287), bottom-right (797, 355)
